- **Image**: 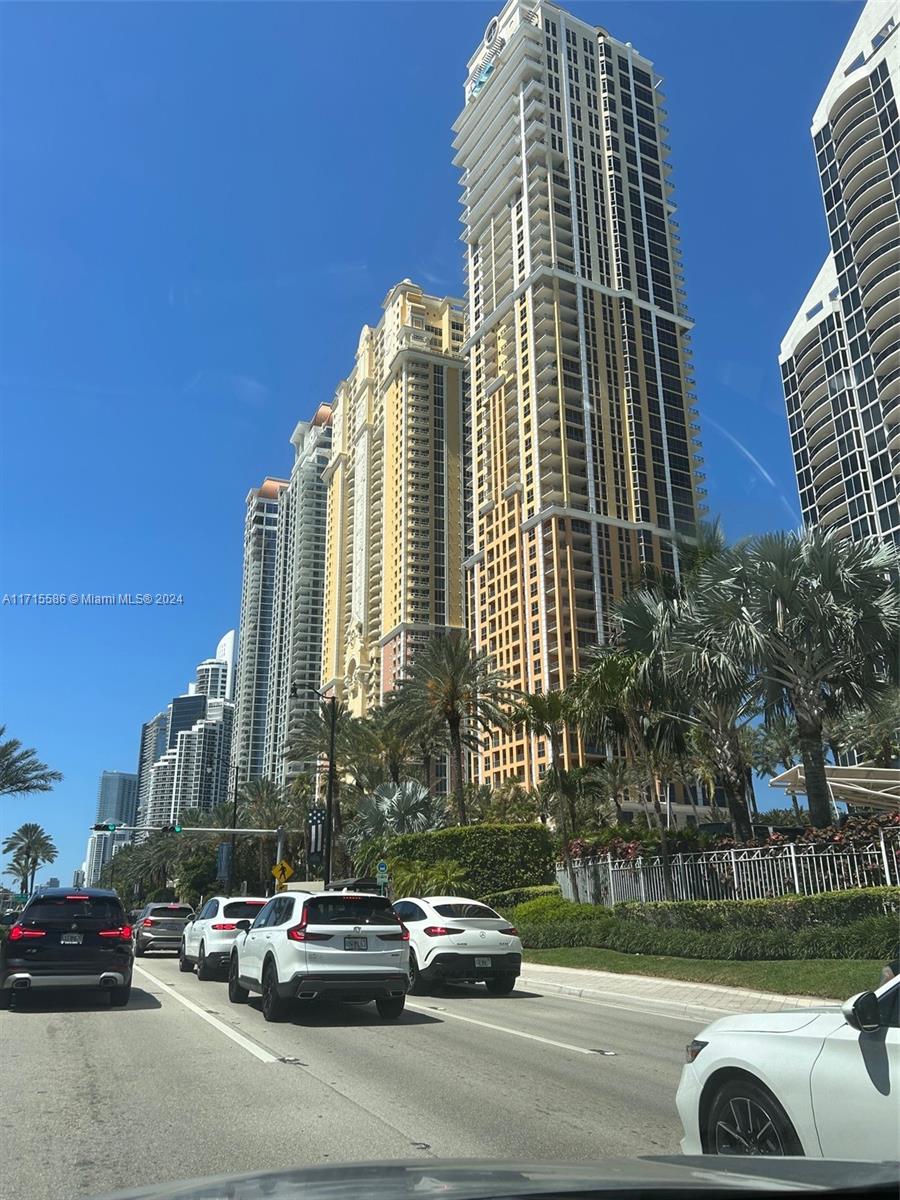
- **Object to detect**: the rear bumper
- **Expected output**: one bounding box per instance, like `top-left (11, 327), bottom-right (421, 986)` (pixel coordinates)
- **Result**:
top-left (420, 952), bottom-right (521, 982)
top-left (280, 970), bottom-right (409, 1001)
top-left (136, 932), bottom-right (181, 949)
top-left (2, 966), bottom-right (131, 991)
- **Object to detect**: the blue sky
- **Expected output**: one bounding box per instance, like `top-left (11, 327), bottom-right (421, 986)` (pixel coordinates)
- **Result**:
top-left (0, 1), bottom-right (862, 881)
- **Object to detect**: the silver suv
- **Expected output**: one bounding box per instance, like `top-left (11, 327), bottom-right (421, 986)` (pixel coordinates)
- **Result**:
top-left (133, 902), bottom-right (194, 955)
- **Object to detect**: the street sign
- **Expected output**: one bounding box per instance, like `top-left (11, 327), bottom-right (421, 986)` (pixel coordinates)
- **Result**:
top-left (272, 860), bottom-right (294, 885)
top-left (376, 860), bottom-right (389, 879)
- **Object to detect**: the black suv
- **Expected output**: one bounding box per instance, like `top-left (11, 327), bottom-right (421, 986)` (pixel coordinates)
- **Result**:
top-left (0, 887), bottom-right (134, 1007)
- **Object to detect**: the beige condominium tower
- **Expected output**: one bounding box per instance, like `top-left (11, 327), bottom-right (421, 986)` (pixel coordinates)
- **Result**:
top-left (321, 280), bottom-right (469, 716)
top-left (453, 0), bottom-right (704, 788)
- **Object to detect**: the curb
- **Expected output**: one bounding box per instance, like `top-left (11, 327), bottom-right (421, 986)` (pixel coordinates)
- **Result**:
top-left (517, 970), bottom-right (837, 1015)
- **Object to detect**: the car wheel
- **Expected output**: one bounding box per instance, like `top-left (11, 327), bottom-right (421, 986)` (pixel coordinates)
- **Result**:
top-left (109, 983), bottom-right (131, 1007)
top-left (228, 954), bottom-right (249, 1004)
top-left (178, 942), bottom-right (193, 972)
top-left (376, 995), bottom-right (405, 1020)
top-left (706, 1078), bottom-right (804, 1156)
top-left (261, 960), bottom-right (289, 1022)
top-left (134, 939), bottom-right (145, 957)
top-left (196, 943), bottom-right (214, 981)
top-left (408, 952), bottom-right (427, 996)
top-left (0, 990), bottom-right (11, 1010)
top-left (485, 974), bottom-right (516, 996)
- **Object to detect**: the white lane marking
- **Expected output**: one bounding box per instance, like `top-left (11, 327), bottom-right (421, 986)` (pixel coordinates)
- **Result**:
top-left (134, 964), bottom-right (278, 1064)
top-left (406, 1001), bottom-right (603, 1056)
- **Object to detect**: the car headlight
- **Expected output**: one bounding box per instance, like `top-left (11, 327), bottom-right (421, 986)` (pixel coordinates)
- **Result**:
top-left (686, 1039), bottom-right (708, 1063)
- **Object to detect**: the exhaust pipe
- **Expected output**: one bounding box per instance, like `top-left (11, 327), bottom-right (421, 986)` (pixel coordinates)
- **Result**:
top-left (99, 974), bottom-right (118, 989)
top-left (12, 977), bottom-right (31, 990)
top-left (298, 991), bottom-right (318, 1000)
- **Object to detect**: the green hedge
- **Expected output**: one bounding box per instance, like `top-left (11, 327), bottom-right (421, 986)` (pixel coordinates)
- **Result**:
top-left (480, 885), bottom-right (560, 909)
top-left (387, 824), bottom-right (554, 899)
top-left (509, 895), bottom-right (603, 923)
top-left (515, 914), bottom-right (897, 961)
top-left (613, 887), bottom-right (900, 932)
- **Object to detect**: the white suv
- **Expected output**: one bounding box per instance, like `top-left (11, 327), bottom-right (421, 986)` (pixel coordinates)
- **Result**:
top-left (179, 895), bottom-right (269, 979)
top-left (227, 891), bottom-right (410, 1022)
top-left (393, 896), bottom-right (522, 995)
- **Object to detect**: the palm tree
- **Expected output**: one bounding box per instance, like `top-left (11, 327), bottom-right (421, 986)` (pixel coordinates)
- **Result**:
top-left (586, 757), bottom-right (635, 823)
top-left (829, 687), bottom-right (900, 769)
top-left (684, 527), bottom-right (900, 827)
top-left (285, 699), bottom-right (354, 837)
top-left (3, 850), bottom-right (30, 895)
top-left (393, 633), bottom-right (514, 825)
top-left (0, 727), bottom-right (63, 798)
top-left (1, 823), bottom-right (58, 892)
top-left (344, 780), bottom-right (448, 865)
top-left (240, 777), bottom-right (289, 889)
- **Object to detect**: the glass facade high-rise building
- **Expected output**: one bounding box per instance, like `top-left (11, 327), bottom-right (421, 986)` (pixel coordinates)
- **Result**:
top-left (453, 0), bottom-right (704, 788)
top-left (264, 405), bottom-right (333, 786)
top-left (234, 478), bottom-right (287, 787)
top-left (780, 1), bottom-right (898, 546)
top-left (95, 770), bottom-right (138, 827)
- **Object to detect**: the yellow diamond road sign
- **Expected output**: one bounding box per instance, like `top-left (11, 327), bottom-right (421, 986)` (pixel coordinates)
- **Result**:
top-left (272, 860), bottom-right (294, 884)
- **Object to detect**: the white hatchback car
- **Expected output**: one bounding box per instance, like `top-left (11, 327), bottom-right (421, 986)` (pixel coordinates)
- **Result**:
top-left (393, 896), bottom-right (522, 995)
top-left (227, 890), bottom-right (409, 1022)
top-left (179, 895), bottom-right (268, 979)
top-left (677, 976), bottom-right (899, 1160)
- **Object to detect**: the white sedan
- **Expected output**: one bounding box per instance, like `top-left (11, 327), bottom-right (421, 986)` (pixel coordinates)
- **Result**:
top-left (393, 895), bottom-right (522, 995)
top-left (676, 976), bottom-right (899, 1160)
top-left (179, 895), bottom-right (268, 979)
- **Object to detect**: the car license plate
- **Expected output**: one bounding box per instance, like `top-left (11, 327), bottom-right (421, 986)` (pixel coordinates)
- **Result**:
top-left (475, 956), bottom-right (491, 968)
top-left (61, 933), bottom-right (83, 944)
top-left (344, 936), bottom-right (367, 951)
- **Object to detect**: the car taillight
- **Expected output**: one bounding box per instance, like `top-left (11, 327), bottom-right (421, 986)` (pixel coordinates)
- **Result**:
top-left (211, 923), bottom-right (237, 930)
top-left (500, 926), bottom-right (518, 936)
top-left (142, 918), bottom-right (155, 926)
top-left (423, 926), bottom-right (464, 937)
top-left (8, 925), bottom-right (45, 941)
top-left (380, 925), bottom-right (410, 941)
top-left (286, 925), bottom-right (330, 942)
top-left (99, 926), bottom-right (133, 940)
top-left (686, 1039), bottom-right (708, 1063)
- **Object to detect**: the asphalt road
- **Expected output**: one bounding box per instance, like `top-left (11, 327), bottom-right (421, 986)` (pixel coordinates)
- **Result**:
top-left (0, 954), bottom-right (713, 1200)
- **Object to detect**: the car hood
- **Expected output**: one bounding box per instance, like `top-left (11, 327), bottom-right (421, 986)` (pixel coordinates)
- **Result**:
top-left (699, 1006), bottom-right (844, 1036)
top-left (91, 1157), bottom-right (900, 1200)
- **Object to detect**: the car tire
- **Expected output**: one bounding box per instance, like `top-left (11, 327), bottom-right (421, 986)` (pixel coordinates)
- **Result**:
top-left (408, 952), bottom-right (427, 996)
top-left (0, 990), bottom-right (11, 1010)
top-left (485, 975), bottom-right (516, 996)
top-left (178, 942), bottom-right (193, 972)
top-left (228, 954), bottom-right (249, 1004)
top-left (261, 960), bottom-right (289, 1023)
top-left (109, 983), bottom-right (131, 1007)
top-left (706, 1077), bottom-right (804, 1156)
top-left (134, 939), bottom-right (146, 957)
top-left (196, 943), bottom-right (214, 981)
top-left (376, 995), bottom-right (405, 1020)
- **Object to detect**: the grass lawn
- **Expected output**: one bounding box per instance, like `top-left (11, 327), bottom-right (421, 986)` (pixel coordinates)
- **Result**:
top-left (523, 947), bottom-right (882, 1000)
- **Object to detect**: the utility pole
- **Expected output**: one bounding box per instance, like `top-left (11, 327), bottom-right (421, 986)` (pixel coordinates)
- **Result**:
top-left (226, 759), bottom-right (240, 892)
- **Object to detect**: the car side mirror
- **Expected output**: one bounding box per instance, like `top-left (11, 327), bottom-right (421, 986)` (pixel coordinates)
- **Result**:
top-left (235, 920), bottom-right (252, 932)
top-left (842, 990), bottom-right (881, 1033)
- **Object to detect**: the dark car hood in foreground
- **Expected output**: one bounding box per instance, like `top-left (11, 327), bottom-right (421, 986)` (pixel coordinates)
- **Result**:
top-left (92, 1157), bottom-right (900, 1200)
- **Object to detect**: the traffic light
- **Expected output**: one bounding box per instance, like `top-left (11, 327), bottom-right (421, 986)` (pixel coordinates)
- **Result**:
top-left (92, 823), bottom-right (118, 832)
top-left (161, 822), bottom-right (183, 833)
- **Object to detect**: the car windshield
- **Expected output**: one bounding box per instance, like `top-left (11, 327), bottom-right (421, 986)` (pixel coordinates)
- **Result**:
top-left (304, 897), bottom-right (400, 925)
top-left (2, 0), bottom-right (899, 1196)
top-left (24, 897), bottom-right (125, 923)
top-left (222, 901), bottom-right (267, 920)
top-left (432, 903), bottom-right (502, 920)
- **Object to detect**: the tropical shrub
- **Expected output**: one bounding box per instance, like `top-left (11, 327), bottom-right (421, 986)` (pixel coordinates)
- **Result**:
top-left (386, 823), bottom-right (554, 898)
top-left (480, 884), bottom-right (560, 908)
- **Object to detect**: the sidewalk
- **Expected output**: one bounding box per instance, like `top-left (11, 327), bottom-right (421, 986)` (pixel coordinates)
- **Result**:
top-left (518, 960), bottom-right (838, 1016)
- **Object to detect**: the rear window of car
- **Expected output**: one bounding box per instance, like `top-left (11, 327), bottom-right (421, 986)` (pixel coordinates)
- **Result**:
top-left (304, 896), bottom-right (400, 925)
top-left (24, 896), bottom-right (125, 922)
top-left (147, 905), bottom-right (193, 919)
top-left (223, 901), bottom-right (267, 920)
top-left (432, 902), bottom-right (501, 920)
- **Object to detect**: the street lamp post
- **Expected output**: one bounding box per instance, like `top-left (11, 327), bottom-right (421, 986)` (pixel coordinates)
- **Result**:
top-left (312, 688), bottom-right (339, 889)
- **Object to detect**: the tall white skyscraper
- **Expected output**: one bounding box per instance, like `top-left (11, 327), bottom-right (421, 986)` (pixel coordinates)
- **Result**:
top-left (453, 0), bottom-right (704, 787)
top-left (264, 406), bottom-right (333, 786)
top-left (234, 478), bottom-right (287, 788)
top-left (780, 1), bottom-right (898, 545)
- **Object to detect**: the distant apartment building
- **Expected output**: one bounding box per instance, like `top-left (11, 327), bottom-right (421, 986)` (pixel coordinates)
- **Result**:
top-left (264, 406), bottom-right (333, 786)
top-left (780, 1), bottom-right (898, 545)
top-left (321, 280), bottom-right (468, 717)
top-left (135, 710), bottom-right (168, 832)
top-left (234, 478), bottom-right (288, 787)
top-left (95, 770), bottom-right (138, 829)
top-left (453, 1), bottom-right (704, 788)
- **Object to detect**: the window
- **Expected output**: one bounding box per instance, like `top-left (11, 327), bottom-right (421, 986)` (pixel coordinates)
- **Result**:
top-left (24, 895), bottom-right (126, 923)
top-left (394, 901), bottom-right (427, 922)
top-left (198, 899), bottom-right (218, 920)
top-left (303, 895), bottom-right (400, 925)
top-left (223, 900), bottom-right (267, 920)
top-left (251, 899), bottom-right (278, 929)
top-left (432, 902), bottom-right (501, 920)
